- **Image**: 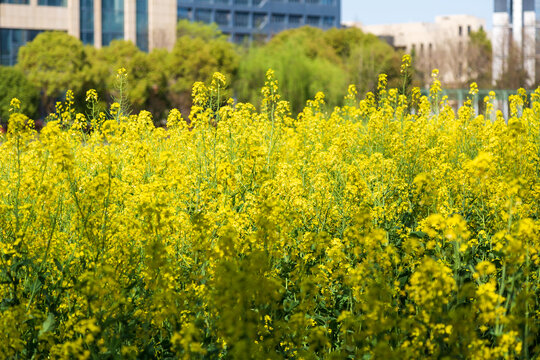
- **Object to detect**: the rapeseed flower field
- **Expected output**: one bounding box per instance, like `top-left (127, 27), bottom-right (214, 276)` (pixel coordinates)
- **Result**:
top-left (1, 63), bottom-right (539, 359)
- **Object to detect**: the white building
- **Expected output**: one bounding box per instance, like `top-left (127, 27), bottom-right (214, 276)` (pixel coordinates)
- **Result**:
top-left (492, 0), bottom-right (536, 87)
top-left (345, 15), bottom-right (486, 86)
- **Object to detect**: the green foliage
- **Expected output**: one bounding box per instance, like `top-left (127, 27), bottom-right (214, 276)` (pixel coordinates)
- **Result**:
top-left (13, 24), bottom-right (405, 120)
top-left (177, 19), bottom-right (227, 41)
top-left (236, 27), bottom-right (346, 113)
top-left (236, 26), bottom-right (403, 113)
top-left (0, 66), bottom-right (40, 127)
top-left (167, 22), bottom-right (239, 112)
top-left (467, 28), bottom-right (492, 88)
top-left (17, 31), bottom-right (90, 112)
top-left (324, 27), bottom-right (404, 94)
top-left (469, 28), bottom-right (491, 54)
top-left (145, 48), bottom-right (172, 119)
top-left (236, 45), bottom-right (346, 113)
top-left (89, 40), bottom-right (152, 110)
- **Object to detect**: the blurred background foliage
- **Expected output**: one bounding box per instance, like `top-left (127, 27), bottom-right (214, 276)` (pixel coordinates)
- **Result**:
top-left (1, 20), bottom-right (409, 124)
top-left (0, 66), bottom-right (40, 128)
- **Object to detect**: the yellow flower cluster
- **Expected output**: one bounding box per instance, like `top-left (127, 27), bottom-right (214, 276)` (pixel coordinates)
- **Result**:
top-left (1, 67), bottom-right (540, 359)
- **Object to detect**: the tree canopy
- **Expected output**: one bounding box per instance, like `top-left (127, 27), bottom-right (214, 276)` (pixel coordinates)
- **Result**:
top-left (11, 22), bottom-right (407, 120)
top-left (466, 28), bottom-right (492, 88)
top-left (0, 66), bottom-right (40, 127)
top-left (236, 26), bottom-right (403, 113)
top-left (17, 31), bottom-right (90, 112)
top-left (167, 21), bottom-right (239, 113)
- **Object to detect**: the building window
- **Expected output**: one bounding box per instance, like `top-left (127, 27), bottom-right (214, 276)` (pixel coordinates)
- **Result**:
top-left (194, 8), bottom-right (212, 23)
top-left (322, 16), bottom-right (334, 27)
top-left (253, 13), bottom-right (267, 28)
top-left (37, 0), bottom-right (66, 5)
top-left (136, 0), bottom-right (148, 51)
top-left (234, 12), bottom-right (249, 27)
top-left (80, 0), bottom-right (94, 45)
top-left (178, 7), bottom-right (191, 20)
top-left (0, 28), bottom-right (43, 66)
top-left (467, 25), bottom-right (471, 35)
top-left (271, 13), bottom-right (285, 24)
top-left (102, 0), bottom-right (124, 46)
top-left (306, 15), bottom-right (320, 26)
top-left (215, 10), bottom-right (230, 26)
top-left (0, 0), bottom-right (30, 4)
top-left (536, 27), bottom-right (540, 55)
top-left (289, 14), bottom-right (302, 25)
top-left (458, 25), bottom-right (462, 36)
top-left (175, 0), bottom-right (340, 41)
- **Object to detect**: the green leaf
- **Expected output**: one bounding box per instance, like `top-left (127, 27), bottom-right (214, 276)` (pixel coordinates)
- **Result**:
top-left (38, 313), bottom-right (55, 337)
top-left (409, 230), bottom-right (427, 239)
top-left (54, 258), bottom-right (63, 272)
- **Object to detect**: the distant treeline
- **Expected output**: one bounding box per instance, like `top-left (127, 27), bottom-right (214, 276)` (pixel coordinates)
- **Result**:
top-left (0, 20), bottom-right (407, 125)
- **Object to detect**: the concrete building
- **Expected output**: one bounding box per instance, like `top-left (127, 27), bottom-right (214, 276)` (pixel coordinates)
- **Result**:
top-left (177, 0), bottom-right (341, 43)
top-left (0, 0), bottom-right (340, 66)
top-left (345, 15), bottom-right (486, 86)
top-left (492, 0), bottom-right (536, 87)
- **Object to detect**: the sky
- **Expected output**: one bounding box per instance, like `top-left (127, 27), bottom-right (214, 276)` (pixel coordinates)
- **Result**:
top-left (342, 0), bottom-right (493, 29)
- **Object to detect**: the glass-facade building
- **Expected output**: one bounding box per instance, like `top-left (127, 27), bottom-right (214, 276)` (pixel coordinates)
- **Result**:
top-left (80, 0), bottom-right (94, 45)
top-left (177, 0), bottom-right (341, 43)
top-left (102, 0), bottom-right (125, 46)
top-left (1, 0), bottom-right (340, 66)
top-left (0, 28), bottom-right (43, 65)
top-left (38, 0), bottom-right (67, 5)
top-left (0, 0), bottom-right (67, 65)
top-left (136, 0), bottom-right (149, 51)
top-left (0, 0), bottom-right (150, 65)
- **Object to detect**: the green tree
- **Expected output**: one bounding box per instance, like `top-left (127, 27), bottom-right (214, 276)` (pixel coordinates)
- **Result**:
top-left (90, 40), bottom-right (153, 111)
top-left (17, 31), bottom-right (90, 113)
top-left (235, 26), bottom-right (403, 113)
top-left (167, 21), bottom-right (239, 113)
top-left (467, 28), bottom-right (492, 88)
top-left (236, 27), bottom-right (347, 113)
top-left (176, 19), bottom-right (227, 41)
top-left (0, 66), bottom-right (40, 127)
top-left (145, 48), bottom-right (172, 121)
top-left (323, 27), bottom-right (404, 95)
